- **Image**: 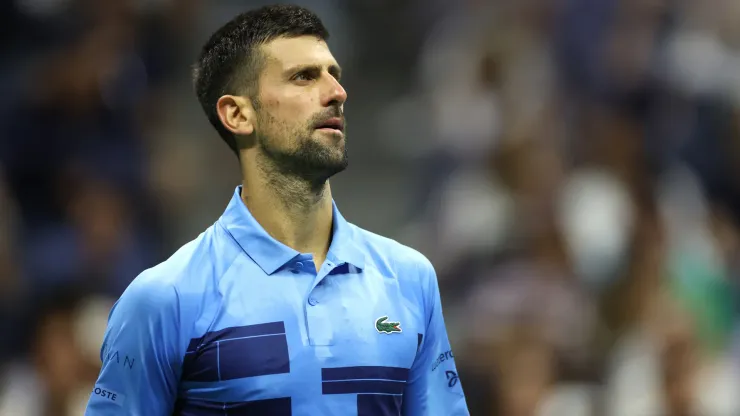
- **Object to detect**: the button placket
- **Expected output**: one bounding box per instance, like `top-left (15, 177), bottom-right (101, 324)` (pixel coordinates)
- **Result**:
top-left (307, 277), bottom-right (324, 306)
top-left (305, 275), bottom-right (333, 345)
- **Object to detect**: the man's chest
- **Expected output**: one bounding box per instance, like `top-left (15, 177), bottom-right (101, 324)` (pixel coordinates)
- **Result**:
top-left (177, 269), bottom-right (424, 409)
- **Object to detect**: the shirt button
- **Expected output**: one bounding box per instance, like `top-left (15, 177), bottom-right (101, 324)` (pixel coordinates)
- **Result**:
top-left (296, 262), bottom-right (304, 269)
top-left (308, 298), bottom-right (319, 306)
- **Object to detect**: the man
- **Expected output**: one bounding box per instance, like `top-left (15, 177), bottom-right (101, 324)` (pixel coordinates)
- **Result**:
top-left (85, 4), bottom-right (468, 415)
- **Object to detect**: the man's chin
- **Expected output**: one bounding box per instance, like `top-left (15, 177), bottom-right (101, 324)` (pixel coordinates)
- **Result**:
top-left (312, 130), bottom-right (346, 150)
top-left (262, 136), bottom-right (348, 182)
top-left (306, 135), bottom-right (346, 162)
top-left (285, 151), bottom-right (347, 184)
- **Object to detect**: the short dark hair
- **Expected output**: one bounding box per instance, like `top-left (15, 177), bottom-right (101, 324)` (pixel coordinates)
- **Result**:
top-left (193, 4), bottom-right (330, 157)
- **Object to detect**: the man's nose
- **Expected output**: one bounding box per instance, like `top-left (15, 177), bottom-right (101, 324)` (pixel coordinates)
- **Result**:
top-left (323, 75), bottom-right (347, 107)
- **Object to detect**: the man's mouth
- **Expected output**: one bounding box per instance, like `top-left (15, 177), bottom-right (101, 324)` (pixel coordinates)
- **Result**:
top-left (315, 117), bottom-right (344, 132)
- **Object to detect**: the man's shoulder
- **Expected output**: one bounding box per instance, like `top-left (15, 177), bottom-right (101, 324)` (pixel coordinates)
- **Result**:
top-left (124, 223), bottom-right (237, 301)
top-left (349, 223), bottom-right (435, 279)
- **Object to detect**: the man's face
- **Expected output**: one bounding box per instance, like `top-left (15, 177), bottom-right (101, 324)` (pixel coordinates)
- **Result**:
top-left (252, 36), bottom-right (348, 183)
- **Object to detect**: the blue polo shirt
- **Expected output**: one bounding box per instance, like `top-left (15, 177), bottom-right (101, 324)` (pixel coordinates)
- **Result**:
top-left (85, 186), bottom-right (468, 415)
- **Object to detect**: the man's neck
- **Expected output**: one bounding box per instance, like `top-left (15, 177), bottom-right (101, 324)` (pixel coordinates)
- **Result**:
top-left (240, 167), bottom-right (334, 263)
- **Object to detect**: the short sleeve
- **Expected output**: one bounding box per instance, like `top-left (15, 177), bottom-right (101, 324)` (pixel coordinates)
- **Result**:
top-left (85, 275), bottom-right (182, 415)
top-left (402, 259), bottom-right (469, 415)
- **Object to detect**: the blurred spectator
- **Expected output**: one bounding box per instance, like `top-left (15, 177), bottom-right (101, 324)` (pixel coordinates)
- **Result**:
top-left (1, 4), bottom-right (169, 274)
top-left (0, 287), bottom-right (112, 416)
top-left (0, 0), bottom-right (201, 362)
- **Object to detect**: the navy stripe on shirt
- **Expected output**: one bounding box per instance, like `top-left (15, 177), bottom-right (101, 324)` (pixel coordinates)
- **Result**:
top-left (322, 380), bottom-right (406, 395)
top-left (321, 366), bottom-right (409, 382)
top-left (183, 322), bottom-right (290, 382)
top-left (186, 322), bottom-right (286, 353)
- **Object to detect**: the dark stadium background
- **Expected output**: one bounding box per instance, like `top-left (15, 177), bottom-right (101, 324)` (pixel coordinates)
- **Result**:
top-left (1, 0), bottom-right (740, 414)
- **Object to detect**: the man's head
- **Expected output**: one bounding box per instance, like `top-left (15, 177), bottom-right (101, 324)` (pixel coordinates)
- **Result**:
top-left (193, 5), bottom-right (348, 184)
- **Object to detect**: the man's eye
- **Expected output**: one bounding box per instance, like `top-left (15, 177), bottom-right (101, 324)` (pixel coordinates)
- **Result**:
top-left (294, 71), bottom-right (314, 81)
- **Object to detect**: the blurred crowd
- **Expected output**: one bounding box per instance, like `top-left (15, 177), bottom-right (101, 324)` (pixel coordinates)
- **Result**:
top-left (1, 0), bottom-right (739, 415)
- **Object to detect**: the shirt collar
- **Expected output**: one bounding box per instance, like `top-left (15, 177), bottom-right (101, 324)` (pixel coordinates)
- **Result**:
top-left (219, 186), bottom-right (365, 274)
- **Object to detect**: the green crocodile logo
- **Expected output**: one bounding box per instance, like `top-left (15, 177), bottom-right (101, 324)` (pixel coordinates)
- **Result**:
top-left (375, 316), bottom-right (402, 334)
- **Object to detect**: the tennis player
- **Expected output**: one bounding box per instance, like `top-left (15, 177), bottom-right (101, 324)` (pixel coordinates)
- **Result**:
top-left (85, 4), bottom-right (468, 415)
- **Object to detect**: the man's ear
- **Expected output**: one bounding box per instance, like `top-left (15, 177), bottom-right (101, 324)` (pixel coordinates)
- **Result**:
top-left (217, 95), bottom-right (255, 136)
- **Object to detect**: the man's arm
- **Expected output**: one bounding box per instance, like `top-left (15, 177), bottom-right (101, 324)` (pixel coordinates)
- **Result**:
top-left (403, 260), bottom-right (469, 415)
top-left (85, 274), bottom-right (182, 415)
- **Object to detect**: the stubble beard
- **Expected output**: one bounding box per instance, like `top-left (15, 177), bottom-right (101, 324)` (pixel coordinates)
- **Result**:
top-left (255, 113), bottom-right (348, 195)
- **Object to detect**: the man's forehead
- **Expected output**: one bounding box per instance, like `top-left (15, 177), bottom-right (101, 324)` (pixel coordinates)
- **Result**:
top-left (260, 36), bottom-right (338, 70)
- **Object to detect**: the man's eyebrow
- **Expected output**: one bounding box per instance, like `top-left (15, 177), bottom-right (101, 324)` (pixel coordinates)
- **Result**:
top-left (329, 64), bottom-right (342, 80)
top-left (285, 64), bottom-right (342, 80)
